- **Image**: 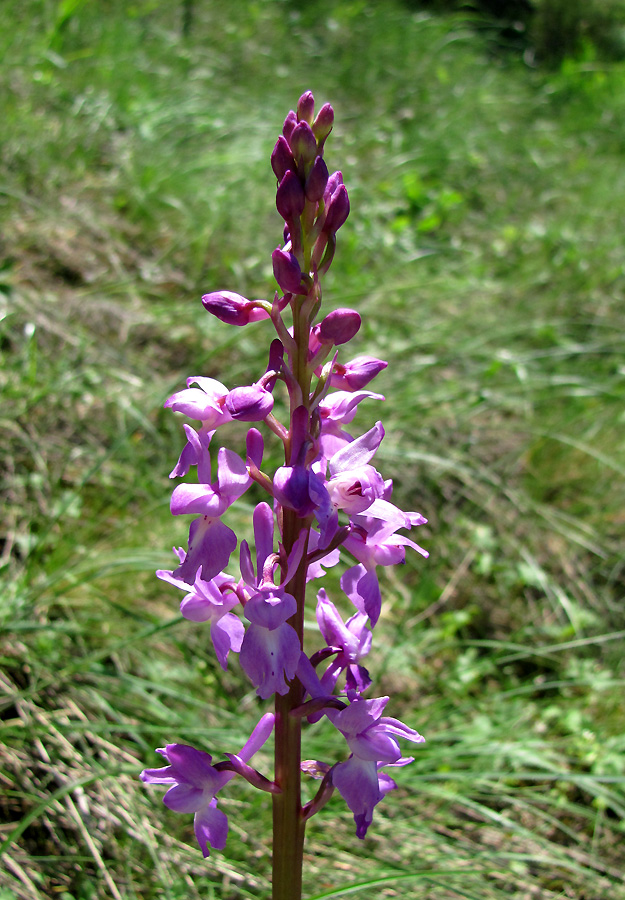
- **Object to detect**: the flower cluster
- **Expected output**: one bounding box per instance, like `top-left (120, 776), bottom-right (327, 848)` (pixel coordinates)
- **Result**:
top-left (142, 91), bottom-right (427, 860)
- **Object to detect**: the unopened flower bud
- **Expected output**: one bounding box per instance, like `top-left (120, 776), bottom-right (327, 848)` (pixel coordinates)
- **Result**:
top-left (282, 110), bottom-right (297, 143)
top-left (272, 247), bottom-right (307, 295)
top-left (325, 356), bottom-right (388, 391)
top-left (289, 121), bottom-right (317, 168)
top-left (305, 156), bottom-right (329, 203)
top-left (315, 308), bottom-right (361, 346)
top-left (202, 291), bottom-right (270, 326)
top-left (297, 91), bottom-right (315, 124)
top-left (312, 103), bottom-right (334, 143)
top-left (276, 170), bottom-right (306, 222)
top-left (271, 136), bottom-right (295, 182)
top-left (323, 184), bottom-right (350, 234)
top-left (273, 465), bottom-right (316, 516)
top-left (324, 171), bottom-right (343, 201)
top-left (226, 384), bottom-right (274, 422)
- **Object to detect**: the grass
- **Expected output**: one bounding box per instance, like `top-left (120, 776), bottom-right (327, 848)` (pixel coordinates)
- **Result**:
top-left (1, 1), bottom-right (624, 898)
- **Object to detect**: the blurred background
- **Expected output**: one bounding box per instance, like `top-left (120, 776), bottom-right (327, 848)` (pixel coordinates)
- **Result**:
top-left (1, 1), bottom-right (624, 898)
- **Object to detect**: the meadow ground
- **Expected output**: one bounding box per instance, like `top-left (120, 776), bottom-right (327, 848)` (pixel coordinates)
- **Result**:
top-left (1, 2), bottom-right (624, 898)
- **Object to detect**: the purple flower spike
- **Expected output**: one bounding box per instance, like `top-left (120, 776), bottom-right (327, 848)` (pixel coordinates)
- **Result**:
top-left (276, 170), bottom-right (306, 222)
top-left (201, 291), bottom-right (270, 326)
top-left (297, 90), bottom-right (315, 124)
top-left (155, 93), bottom-right (430, 862)
top-left (272, 247), bottom-right (307, 295)
top-left (226, 384), bottom-right (274, 422)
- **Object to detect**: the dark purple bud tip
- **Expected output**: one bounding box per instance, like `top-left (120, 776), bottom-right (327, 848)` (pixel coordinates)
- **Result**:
top-left (202, 291), bottom-right (269, 326)
top-left (324, 170), bottom-right (344, 203)
top-left (305, 156), bottom-right (329, 203)
top-left (323, 184), bottom-right (350, 234)
top-left (226, 384), bottom-right (274, 422)
top-left (316, 308), bottom-right (361, 345)
top-left (297, 91), bottom-right (315, 125)
top-left (272, 247), bottom-right (307, 295)
top-left (276, 170), bottom-right (306, 222)
top-left (271, 136), bottom-right (295, 182)
top-left (283, 110), bottom-right (298, 143)
top-left (289, 121), bottom-right (317, 168)
top-left (312, 103), bottom-right (334, 143)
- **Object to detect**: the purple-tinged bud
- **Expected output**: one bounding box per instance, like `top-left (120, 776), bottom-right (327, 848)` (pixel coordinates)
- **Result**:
top-left (273, 465), bottom-right (316, 516)
top-left (312, 103), bottom-right (334, 143)
top-left (324, 170), bottom-right (344, 202)
top-left (226, 384), bottom-right (274, 422)
top-left (283, 110), bottom-right (298, 143)
top-left (276, 170), bottom-right (306, 222)
top-left (271, 136), bottom-right (295, 182)
top-left (305, 156), bottom-right (329, 202)
top-left (267, 338), bottom-right (284, 373)
top-left (315, 308), bottom-right (361, 346)
top-left (272, 247), bottom-right (307, 295)
top-left (323, 184), bottom-right (350, 234)
top-left (289, 121), bottom-right (317, 168)
top-left (297, 91), bottom-right (315, 124)
top-left (202, 291), bottom-right (270, 326)
top-left (320, 356), bottom-right (388, 391)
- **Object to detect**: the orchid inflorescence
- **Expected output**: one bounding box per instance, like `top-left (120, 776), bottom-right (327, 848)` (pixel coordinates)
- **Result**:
top-left (141, 91), bottom-right (428, 888)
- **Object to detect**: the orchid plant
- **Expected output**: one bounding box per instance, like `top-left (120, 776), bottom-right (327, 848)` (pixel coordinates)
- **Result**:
top-left (141, 91), bottom-right (428, 900)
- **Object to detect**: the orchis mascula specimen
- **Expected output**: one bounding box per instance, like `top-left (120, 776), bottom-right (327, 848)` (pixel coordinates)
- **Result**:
top-left (141, 92), bottom-right (428, 900)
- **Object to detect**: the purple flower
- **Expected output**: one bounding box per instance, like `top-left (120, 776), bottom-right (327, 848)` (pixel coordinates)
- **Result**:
top-left (164, 376), bottom-right (231, 425)
top-left (329, 694), bottom-right (424, 838)
top-left (239, 586), bottom-right (301, 699)
top-left (141, 713), bottom-right (275, 857)
top-left (170, 445), bottom-right (257, 584)
top-left (317, 390), bottom-right (384, 460)
top-left (237, 502), bottom-right (304, 698)
top-left (316, 588), bottom-right (371, 693)
top-left (156, 566), bottom-right (244, 670)
top-left (312, 422), bottom-right (387, 542)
